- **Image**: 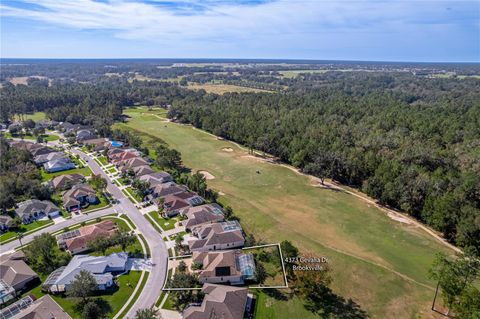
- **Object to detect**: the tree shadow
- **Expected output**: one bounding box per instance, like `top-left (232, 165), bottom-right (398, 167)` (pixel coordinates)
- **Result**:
top-left (264, 288), bottom-right (289, 301)
top-left (304, 287), bottom-right (369, 319)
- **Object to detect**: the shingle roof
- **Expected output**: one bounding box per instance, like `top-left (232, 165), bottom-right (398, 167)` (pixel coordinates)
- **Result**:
top-left (0, 252), bottom-right (38, 288)
top-left (184, 204), bottom-right (225, 229)
top-left (138, 171), bottom-right (172, 186)
top-left (189, 222), bottom-right (244, 250)
top-left (51, 173), bottom-right (84, 189)
top-left (9, 295), bottom-right (72, 319)
top-left (15, 200), bottom-right (59, 218)
top-left (64, 220), bottom-right (116, 252)
top-left (183, 284), bottom-right (248, 319)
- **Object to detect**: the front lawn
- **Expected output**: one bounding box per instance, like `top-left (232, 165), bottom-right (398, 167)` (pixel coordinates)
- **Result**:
top-left (97, 155), bottom-right (109, 165)
top-left (40, 166), bottom-right (92, 181)
top-left (148, 212), bottom-right (177, 231)
top-left (107, 167), bottom-right (117, 174)
top-left (0, 219), bottom-right (54, 243)
top-left (82, 192), bottom-right (110, 212)
top-left (124, 187), bottom-right (144, 203)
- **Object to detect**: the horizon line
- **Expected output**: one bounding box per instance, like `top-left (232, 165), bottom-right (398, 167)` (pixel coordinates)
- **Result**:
top-left (1, 57), bottom-right (479, 65)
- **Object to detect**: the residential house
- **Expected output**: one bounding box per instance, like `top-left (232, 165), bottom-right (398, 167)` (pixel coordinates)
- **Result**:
top-left (0, 215), bottom-right (13, 232)
top-left (42, 252), bottom-right (128, 293)
top-left (139, 171), bottom-right (172, 187)
top-left (56, 220), bottom-right (117, 254)
top-left (188, 221), bottom-right (245, 252)
top-left (33, 151), bottom-right (67, 165)
top-left (58, 122), bottom-right (81, 134)
top-left (192, 250), bottom-right (255, 285)
top-left (162, 195), bottom-right (190, 217)
top-left (183, 204), bottom-right (225, 231)
top-left (62, 184), bottom-right (98, 212)
top-left (29, 144), bottom-right (55, 157)
top-left (76, 129), bottom-right (96, 142)
top-left (182, 283), bottom-right (249, 319)
top-left (117, 157), bottom-right (149, 173)
top-left (132, 165), bottom-right (154, 177)
top-left (149, 182), bottom-right (186, 203)
top-left (80, 137), bottom-right (110, 151)
top-left (110, 151), bottom-right (139, 164)
top-left (43, 157), bottom-right (76, 173)
top-left (162, 192), bottom-right (204, 217)
top-left (0, 252), bottom-right (39, 305)
top-left (50, 173), bottom-right (85, 190)
top-left (0, 295), bottom-right (72, 319)
top-left (15, 199), bottom-right (60, 223)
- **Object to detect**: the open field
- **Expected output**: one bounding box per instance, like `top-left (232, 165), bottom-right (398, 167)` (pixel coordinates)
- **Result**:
top-left (40, 166), bottom-right (92, 181)
top-left (114, 107), bottom-right (454, 318)
top-left (187, 83), bottom-right (272, 94)
top-left (12, 111), bottom-right (48, 122)
top-left (278, 69), bottom-right (329, 78)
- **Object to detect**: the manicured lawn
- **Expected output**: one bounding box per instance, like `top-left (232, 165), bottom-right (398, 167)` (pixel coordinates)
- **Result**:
top-left (82, 192), bottom-right (110, 212)
top-left (51, 271), bottom-right (142, 319)
top-left (107, 167), bottom-right (117, 174)
top-left (148, 212), bottom-right (177, 231)
top-left (0, 219), bottom-right (53, 243)
top-left (162, 293), bottom-right (175, 310)
top-left (124, 187), bottom-right (144, 202)
top-left (44, 134), bottom-right (60, 141)
top-left (40, 166), bottom-right (92, 181)
top-left (13, 111), bottom-right (47, 122)
top-left (113, 108), bottom-right (456, 318)
top-left (97, 155), bottom-right (108, 165)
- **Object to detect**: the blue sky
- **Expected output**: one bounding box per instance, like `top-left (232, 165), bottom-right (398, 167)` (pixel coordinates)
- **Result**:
top-left (1, 0), bottom-right (479, 62)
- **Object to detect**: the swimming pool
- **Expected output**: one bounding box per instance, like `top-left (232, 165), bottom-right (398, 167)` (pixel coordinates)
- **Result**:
top-left (110, 140), bottom-right (123, 147)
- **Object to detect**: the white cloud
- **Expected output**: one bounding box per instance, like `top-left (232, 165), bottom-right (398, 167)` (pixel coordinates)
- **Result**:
top-left (1, 0), bottom-right (475, 42)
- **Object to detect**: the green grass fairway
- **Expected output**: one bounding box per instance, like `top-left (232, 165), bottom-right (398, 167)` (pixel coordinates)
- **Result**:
top-left (13, 111), bottom-right (47, 122)
top-left (114, 107), bottom-right (454, 318)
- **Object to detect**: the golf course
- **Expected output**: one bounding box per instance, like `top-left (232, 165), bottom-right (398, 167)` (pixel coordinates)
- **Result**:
top-left (115, 107), bottom-right (453, 319)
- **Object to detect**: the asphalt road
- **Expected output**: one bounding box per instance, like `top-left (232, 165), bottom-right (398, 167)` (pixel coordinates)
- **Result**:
top-left (0, 206), bottom-right (116, 253)
top-left (70, 148), bottom-right (168, 318)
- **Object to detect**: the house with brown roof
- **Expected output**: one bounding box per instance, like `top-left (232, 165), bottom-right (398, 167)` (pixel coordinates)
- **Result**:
top-left (110, 151), bottom-right (139, 164)
top-left (1, 295), bottom-right (72, 319)
top-left (132, 165), bottom-right (154, 177)
top-left (117, 157), bottom-right (150, 173)
top-left (80, 137), bottom-right (110, 151)
top-left (56, 220), bottom-right (117, 254)
top-left (189, 221), bottom-right (245, 252)
top-left (50, 173), bottom-right (85, 190)
top-left (182, 284), bottom-right (249, 319)
top-left (162, 192), bottom-right (204, 217)
top-left (183, 204), bottom-right (225, 231)
top-left (192, 250), bottom-right (255, 285)
top-left (149, 182), bottom-right (186, 203)
top-left (62, 184), bottom-right (98, 212)
top-left (0, 252), bottom-right (39, 305)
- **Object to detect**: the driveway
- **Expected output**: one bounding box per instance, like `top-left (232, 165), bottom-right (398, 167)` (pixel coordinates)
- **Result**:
top-left (127, 258), bottom-right (153, 272)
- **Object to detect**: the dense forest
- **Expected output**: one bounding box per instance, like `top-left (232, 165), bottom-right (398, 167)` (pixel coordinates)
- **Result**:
top-left (169, 73), bottom-right (480, 254)
top-left (1, 62), bottom-right (479, 256)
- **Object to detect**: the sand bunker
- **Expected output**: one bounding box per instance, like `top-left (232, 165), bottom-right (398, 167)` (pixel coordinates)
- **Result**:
top-left (221, 147), bottom-right (233, 152)
top-left (387, 212), bottom-right (412, 224)
top-left (199, 170), bottom-right (215, 180)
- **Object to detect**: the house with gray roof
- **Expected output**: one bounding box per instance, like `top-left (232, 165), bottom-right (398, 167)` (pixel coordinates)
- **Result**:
top-left (42, 252), bottom-right (128, 293)
top-left (0, 215), bottom-right (13, 232)
top-left (43, 157), bottom-right (75, 173)
top-left (188, 221), bottom-right (245, 252)
top-left (0, 252), bottom-right (39, 305)
top-left (15, 199), bottom-right (60, 224)
top-left (183, 283), bottom-right (249, 319)
top-left (33, 151), bottom-right (68, 165)
top-left (139, 171), bottom-right (172, 187)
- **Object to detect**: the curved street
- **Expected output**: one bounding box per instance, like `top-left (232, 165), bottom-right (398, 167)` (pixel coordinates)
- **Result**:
top-left (1, 141), bottom-right (168, 319)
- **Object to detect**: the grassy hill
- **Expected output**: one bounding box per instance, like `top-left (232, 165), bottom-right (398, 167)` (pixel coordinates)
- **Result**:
top-left (114, 107), bottom-right (452, 318)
